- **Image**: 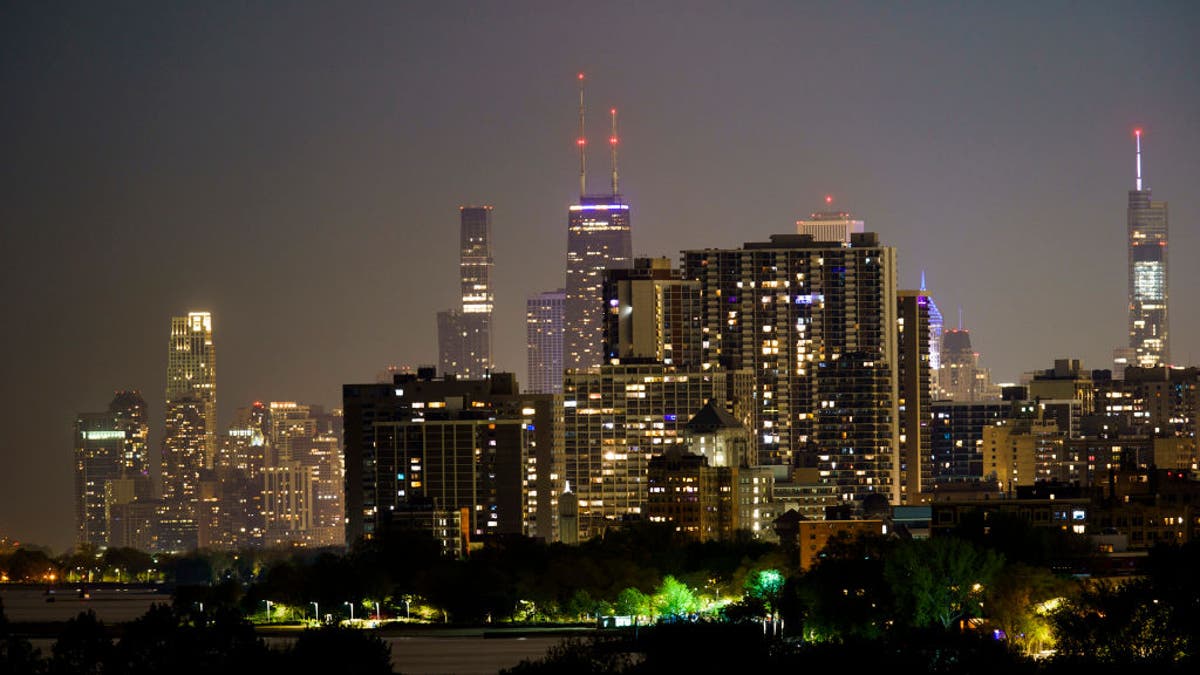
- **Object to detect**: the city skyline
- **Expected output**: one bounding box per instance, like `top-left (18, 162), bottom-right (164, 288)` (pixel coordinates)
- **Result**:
top-left (3, 2), bottom-right (1199, 549)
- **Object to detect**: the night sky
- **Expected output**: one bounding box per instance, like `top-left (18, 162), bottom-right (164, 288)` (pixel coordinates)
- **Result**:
top-left (2, 2), bottom-right (1198, 550)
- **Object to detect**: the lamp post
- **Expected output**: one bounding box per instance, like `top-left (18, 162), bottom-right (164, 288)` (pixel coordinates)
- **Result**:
top-left (264, 600), bottom-right (273, 622)
top-left (375, 602), bottom-right (381, 622)
top-left (344, 601), bottom-right (354, 622)
top-left (311, 602), bottom-right (319, 624)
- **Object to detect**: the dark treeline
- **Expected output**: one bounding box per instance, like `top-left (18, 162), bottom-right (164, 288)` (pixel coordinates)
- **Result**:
top-left (241, 524), bottom-right (782, 622)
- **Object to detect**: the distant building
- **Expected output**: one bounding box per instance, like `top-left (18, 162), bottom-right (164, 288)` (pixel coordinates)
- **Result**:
top-left (645, 401), bottom-right (775, 541)
top-left (794, 203), bottom-right (865, 243)
top-left (526, 289), bottom-right (566, 394)
top-left (683, 232), bottom-right (900, 501)
top-left (438, 206), bottom-right (495, 379)
top-left (937, 328), bottom-right (1000, 402)
top-left (564, 197), bottom-right (633, 371)
top-left (602, 258), bottom-right (703, 367)
top-left (73, 391), bottom-right (150, 548)
top-left (343, 371), bottom-right (557, 544)
top-left (897, 291), bottom-right (933, 503)
top-left (1122, 129), bottom-right (1169, 370)
top-left (562, 364), bottom-right (734, 539)
top-left (166, 313), bottom-right (217, 467)
top-left (930, 400), bottom-right (1010, 488)
top-left (159, 394), bottom-right (208, 552)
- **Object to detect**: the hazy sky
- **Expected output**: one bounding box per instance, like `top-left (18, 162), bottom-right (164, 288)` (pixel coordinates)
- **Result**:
top-left (2, 1), bottom-right (1198, 550)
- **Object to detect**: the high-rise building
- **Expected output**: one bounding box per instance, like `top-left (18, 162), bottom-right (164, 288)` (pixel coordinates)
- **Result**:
top-left (922, 274), bottom-right (945, 393)
top-left (602, 258), bottom-right (703, 367)
top-left (203, 406), bottom-right (268, 549)
top-left (1124, 129), bottom-right (1169, 370)
top-left (166, 312), bottom-right (217, 467)
top-left (343, 370), bottom-right (557, 544)
top-left (897, 291), bottom-right (933, 503)
top-left (73, 391), bottom-right (150, 548)
top-left (565, 198), bottom-right (633, 370)
top-left (526, 289), bottom-right (566, 394)
top-left (159, 394), bottom-right (207, 552)
top-left (262, 462), bottom-right (315, 545)
top-left (795, 199), bottom-right (865, 243)
top-left (937, 327), bottom-right (1000, 402)
top-left (564, 76), bottom-right (633, 371)
top-left (163, 312), bottom-right (216, 551)
top-left (930, 400), bottom-right (1011, 487)
top-left (438, 206), bottom-right (495, 379)
top-left (562, 364), bottom-right (731, 538)
top-left (683, 232), bottom-right (900, 507)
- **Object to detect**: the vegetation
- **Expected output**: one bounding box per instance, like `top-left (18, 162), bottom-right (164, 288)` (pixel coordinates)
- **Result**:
top-left (5, 519), bottom-right (1200, 672)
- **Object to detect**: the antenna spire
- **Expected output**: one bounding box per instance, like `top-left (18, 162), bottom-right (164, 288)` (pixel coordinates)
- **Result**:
top-left (609, 107), bottom-right (619, 195)
top-left (1134, 128), bottom-right (1143, 191)
top-left (577, 73), bottom-right (587, 197)
top-left (920, 270), bottom-right (927, 292)
top-left (958, 305), bottom-right (963, 331)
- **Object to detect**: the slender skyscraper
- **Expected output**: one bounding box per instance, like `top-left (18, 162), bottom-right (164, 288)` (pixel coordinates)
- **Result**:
top-left (526, 289), bottom-right (565, 394)
top-left (438, 206), bottom-right (495, 379)
top-left (161, 312), bottom-right (216, 552)
top-left (564, 75), bottom-right (633, 370)
top-left (166, 312), bottom-right (217, 467)
top-left (1125, 128), bottom-right (1169, 370)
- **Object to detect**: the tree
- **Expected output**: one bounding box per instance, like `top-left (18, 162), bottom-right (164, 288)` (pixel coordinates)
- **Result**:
top-left (0, 598), bottom-right (45, 675)
top-left (48, 611), bottom-right (110, 675)
top-left (884, 537), bottom-right (1003, 630)
top-left (613, 587), bottom-right (650, 620)
top-left (985, 563), bottom-right (1072, 655)
top-left (745, 569), bottom-right (784, 614)
top-left (652, 576), bottom-right (699, 620)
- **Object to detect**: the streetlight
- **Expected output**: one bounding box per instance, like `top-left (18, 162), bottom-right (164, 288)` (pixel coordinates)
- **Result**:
top-left (311, 602), bottom-right (319, 624)
top-left (404, 597), bottom-right (411, 619)
top-left (344, 601), bottom-right (354, 622)
top-left (264, 600), bottom-right (273, 622)
top-left (375, 602), bottom-right (381, 622)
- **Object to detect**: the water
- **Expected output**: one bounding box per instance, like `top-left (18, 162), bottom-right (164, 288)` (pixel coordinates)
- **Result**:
top-left (1, 587), bottom-right (168, 623)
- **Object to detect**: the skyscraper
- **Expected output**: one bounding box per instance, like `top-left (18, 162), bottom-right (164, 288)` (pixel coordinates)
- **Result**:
top-left (526, 289), bottom-right (565, 394)
top-left (1125, 129), bottom-right (1169, 370)
top-left (166, 312), bottom-right (217, 467)
top-left (938, 327), bottom-right (1000, 401)
top-left (602, 258), bottom-right (703, 367)
top-left (73, 391), bottom-right (150, 548)
top-left (564, 76), bottom-right (633, 371)
top-left (438, 206), bottom-right (494, 379)
top-left (683, 232), bottom-right (900, 503)
top-left (897, 291), bottom-right (933, 503)
top-left (162, 311), bottom-right (216, 552)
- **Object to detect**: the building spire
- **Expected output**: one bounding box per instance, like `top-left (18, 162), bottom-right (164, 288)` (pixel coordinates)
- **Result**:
top-left (958, 305), bottom-right (963, 331)
top-left (609, 107), bottom-right (619, 195)
top-left (1134, 127), bottom-right (1143, 191)
top-left (577, 72), bottom-right (587, 197)
top-left (920, 269), bottom-right (927, 292)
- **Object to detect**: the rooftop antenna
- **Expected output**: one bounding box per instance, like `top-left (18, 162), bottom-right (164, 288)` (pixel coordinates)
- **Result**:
top-left (609, 107), bottom-right (619, 195)
top-left (577, 72), bottom-right (587, 197)
top-left (920, 270), bottom-right (927, 292)
top-left (1134, 128), bottom-right (1143, 191)
top-left (958, 305), bottom-right (963, 331)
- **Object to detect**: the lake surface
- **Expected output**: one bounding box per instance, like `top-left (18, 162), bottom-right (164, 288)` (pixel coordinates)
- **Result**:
top-left (1, 587), bottom-right (168, 623)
